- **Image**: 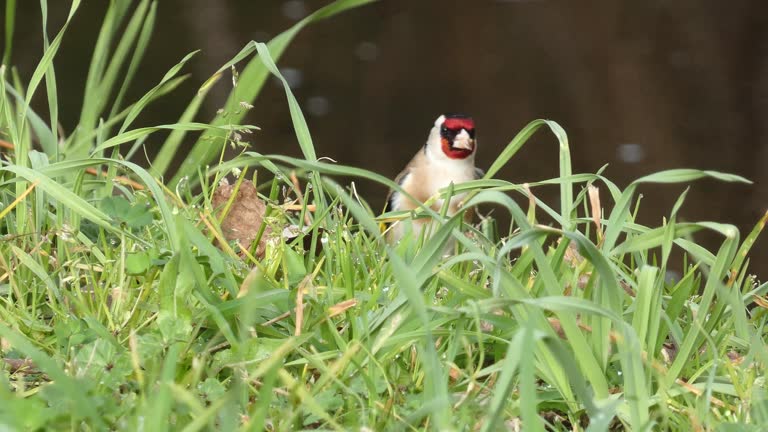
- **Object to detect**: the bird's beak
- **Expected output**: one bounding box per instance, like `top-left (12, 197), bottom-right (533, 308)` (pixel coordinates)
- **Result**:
top-left (453, 138), bottom-right (474, 150)
top-left (453, 130), bottom-right (475, 151)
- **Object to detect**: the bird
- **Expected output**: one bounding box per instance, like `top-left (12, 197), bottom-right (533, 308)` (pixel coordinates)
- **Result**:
top-left (385, 114), bottom-right (483, 244)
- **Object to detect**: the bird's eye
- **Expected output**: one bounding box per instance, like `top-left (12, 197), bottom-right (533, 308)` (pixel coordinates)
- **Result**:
top-left (440, 125), bottom-right (448, 134)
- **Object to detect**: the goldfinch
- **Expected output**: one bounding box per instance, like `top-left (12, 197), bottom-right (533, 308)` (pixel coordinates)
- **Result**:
top-left (385, 114), bottom-right (482, 243)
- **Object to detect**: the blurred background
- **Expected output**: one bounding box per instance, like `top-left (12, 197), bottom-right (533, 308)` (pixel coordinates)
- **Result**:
top-left (7, 0), bottom-right (768, 275)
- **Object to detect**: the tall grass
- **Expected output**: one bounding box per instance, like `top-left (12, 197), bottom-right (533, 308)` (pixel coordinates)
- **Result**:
top-left (2, 1), bottom-right (768, 430)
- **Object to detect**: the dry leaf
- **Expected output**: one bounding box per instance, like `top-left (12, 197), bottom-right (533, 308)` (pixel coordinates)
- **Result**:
top-left (727, 350), bottom-right (744, 366)
top-left (754, 295), bottom-right (768, 309)
top-left (212, 180), bottom-right (271, 258)
top-left (562, 239), bottom-right (584, 267)
top-left (661, 341), bottom-right (678, 364)
top-left (448, 366), bottom-right (461, 382)
top-left (328, 299), bottom-right (358, 318)
top-left (3, 358), bottom-right (37, 374)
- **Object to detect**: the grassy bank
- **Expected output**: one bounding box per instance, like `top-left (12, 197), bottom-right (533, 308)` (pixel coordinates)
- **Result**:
top-left (1, 1), bottom-right (767, 430)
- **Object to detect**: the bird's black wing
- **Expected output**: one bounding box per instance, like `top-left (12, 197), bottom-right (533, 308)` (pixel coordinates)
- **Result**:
top-left (383, 168), bottom-right (411, 214)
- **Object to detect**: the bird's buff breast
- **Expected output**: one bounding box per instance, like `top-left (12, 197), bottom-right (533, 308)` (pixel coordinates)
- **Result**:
top-left (387, 158), bottom-right (475, 243)
top-left (426, 162), bottom-right (474, 214)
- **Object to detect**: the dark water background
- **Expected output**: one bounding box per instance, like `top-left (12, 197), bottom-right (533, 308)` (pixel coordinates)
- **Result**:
top-left (7, 1), bottom-right (768, 276)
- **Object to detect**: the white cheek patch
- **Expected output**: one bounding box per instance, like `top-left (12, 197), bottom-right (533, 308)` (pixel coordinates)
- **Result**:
top-left (434, 115), bottom-right (446, 127)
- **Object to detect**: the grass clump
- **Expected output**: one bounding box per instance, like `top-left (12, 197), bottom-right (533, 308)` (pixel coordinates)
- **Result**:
top-left (2, 1), bottom-right (768, 430)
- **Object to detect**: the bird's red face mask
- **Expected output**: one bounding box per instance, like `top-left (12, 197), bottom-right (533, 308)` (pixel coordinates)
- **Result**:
top-left (440, 116), bottom-right (476, 159)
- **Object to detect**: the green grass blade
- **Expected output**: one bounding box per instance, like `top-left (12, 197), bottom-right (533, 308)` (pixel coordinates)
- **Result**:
top-left (519, 325), bottom-right (545, 432)
top-left (480, 330), bottom-right (522, 432)
top-left (252, 42), bottom-right (327, 210)
top-left (117, 50), bottom-right (199, 135)
top-left (102, 0), bottom-right (152, 119)
top-left (11, 244), bottom-right (63, 307)
top-left (667, 232), bottom-right (738, 381)
top-left (1, 164), bottom-right (113, 230)
top-left (253, 42), bottom-right (315, 161)
top-left (33, 156), bottom-right (181, 250)
top-left (634, 169), bottom-right (751, 185)
top-left (632, 266), bottom-right (660, 353)
top-left (40, 0), bottom-right (60, 159)
top-left (21, 0), bottom-right (80, 145)
top-left (3, 82), bottom-right (56, 154)
top-left (2, 0), bottom-right (15, 65)
top-left (92, 122), bottom-right (257, 154)
top-left (76, 0), bottom-right (132, 145)
top-left (170, 0), bottom-right (375, 187)
top-left (0, 323), bottom-right (104, 427)
top-left (730, 210), bottom-right (768, 276)
top-left (152, 72), bottom-right (211, 177)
